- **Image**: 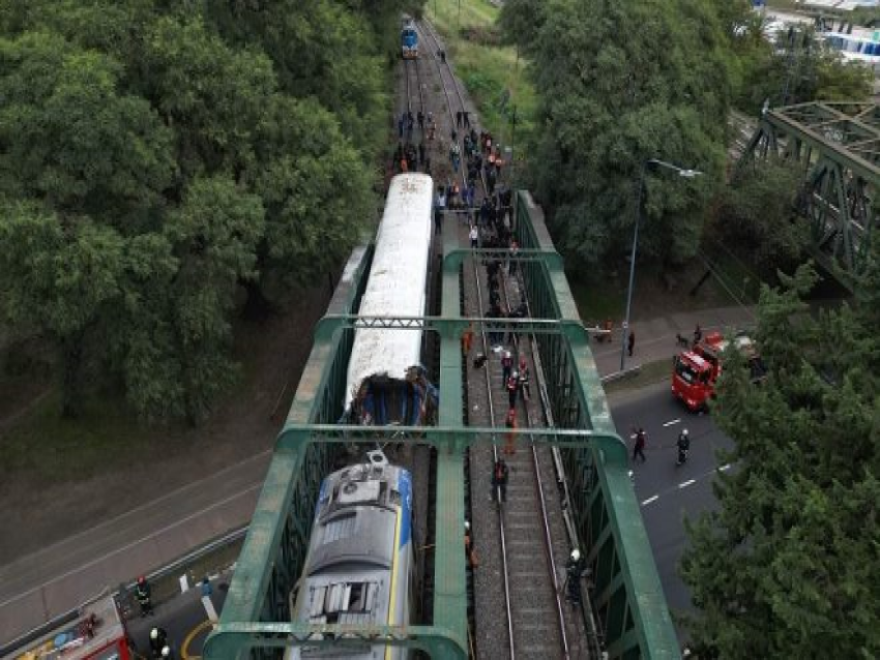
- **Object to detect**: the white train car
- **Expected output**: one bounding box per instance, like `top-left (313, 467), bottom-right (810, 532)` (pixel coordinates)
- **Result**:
top-left (288, 451), bottom-right (414, 660)
top-left (345, 173), bottom-right (435, 427)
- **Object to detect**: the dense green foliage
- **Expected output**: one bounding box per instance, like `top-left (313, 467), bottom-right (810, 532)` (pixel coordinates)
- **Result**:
top-left (714, 159), bottom-right (809, 273)
top-left (0, 0), bottom-right (409, 421)
top-left (681, 258), bottom-right (880, 658)
top-left (499, 0), bottom-right (732, 272)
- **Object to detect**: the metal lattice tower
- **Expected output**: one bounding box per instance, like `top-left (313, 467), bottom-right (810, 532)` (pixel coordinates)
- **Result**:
top-left (740, 101), bottom-right (879, 284)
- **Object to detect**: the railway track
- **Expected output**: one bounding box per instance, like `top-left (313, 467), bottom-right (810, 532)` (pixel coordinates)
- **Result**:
top-left (418, 19), bottom-right (592, 659)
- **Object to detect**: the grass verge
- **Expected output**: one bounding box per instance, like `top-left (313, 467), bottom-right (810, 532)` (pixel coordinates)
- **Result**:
top-left (426, 0), bottom-right (537, 162)
top-left (0, 389), bottom-right (157, 483)
top-left (603, 358), bottom-right (672, 396)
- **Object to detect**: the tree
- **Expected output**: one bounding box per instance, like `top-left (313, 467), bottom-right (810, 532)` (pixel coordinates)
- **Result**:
top-left (715, 159), bottom-right (809, 272)
top-left (0, 202), bottom-right (125, 417)
top-left (502, 0), bottom-right (732, 273)
top-left (680, 261), bottom-right (880, 659)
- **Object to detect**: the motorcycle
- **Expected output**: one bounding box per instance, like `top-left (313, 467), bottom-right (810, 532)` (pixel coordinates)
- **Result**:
top-left (676, 446), bottom-right (688, 466)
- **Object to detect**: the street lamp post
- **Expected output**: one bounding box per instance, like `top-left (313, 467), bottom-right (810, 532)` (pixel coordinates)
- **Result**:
top-left (619, 158), bottom-right (703, 372)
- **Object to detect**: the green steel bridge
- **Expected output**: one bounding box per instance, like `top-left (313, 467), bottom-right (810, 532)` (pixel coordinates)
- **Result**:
top-left (203, 193), bottom-right (680, 659)
top-left (739, 101), bottom-right (879, 285)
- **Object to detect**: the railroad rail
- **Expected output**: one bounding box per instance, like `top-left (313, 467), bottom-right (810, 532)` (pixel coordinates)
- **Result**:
top-left (418, 19), bottom-right (592, 659)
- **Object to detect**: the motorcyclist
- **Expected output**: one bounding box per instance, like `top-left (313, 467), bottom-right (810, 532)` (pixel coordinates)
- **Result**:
top-left (676, 429), bottom-right (691, 465)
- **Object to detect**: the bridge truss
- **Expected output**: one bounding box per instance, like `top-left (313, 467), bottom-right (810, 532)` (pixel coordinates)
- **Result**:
top-left (740, 101), bottom-right (879, 283)
top-left (203, 193), bottom-right (679, 659)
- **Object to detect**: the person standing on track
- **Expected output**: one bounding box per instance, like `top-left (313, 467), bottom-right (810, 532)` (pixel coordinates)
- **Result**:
top-left (469, 224), bottom-right (479, 249)
top-left (492, 458), bottom-right (509, 503)
top-left (507, 371), bottom-right (519, 410)
top-left (456, 110), bottom-right (462, 127)
top-left (501, 349), bottom-right (513, 383)
top-left (518, 356), bottom-right (530, 401)
top-left (628, 330), bottom-right (635, 357)
top-left (461, 323), bottom-right (474, 357)
top-left (504, 408), bottom-right (517, 455)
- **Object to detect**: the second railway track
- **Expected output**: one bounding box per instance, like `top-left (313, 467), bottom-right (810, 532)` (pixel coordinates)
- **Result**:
top-left (416, 18), bottom-right (594, 659)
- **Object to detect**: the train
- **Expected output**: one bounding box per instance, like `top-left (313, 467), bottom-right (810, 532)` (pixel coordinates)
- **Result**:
top-left (287, 173), bottom-right (434, 659)
top-left (401, 21), bottom-right (418, 59)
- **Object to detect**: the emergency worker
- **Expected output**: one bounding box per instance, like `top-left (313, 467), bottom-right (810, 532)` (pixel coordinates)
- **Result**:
top-left (136, 576), bottom-right (153, 617)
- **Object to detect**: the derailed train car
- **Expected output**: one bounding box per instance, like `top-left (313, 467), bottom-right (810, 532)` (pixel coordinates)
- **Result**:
top-left (344, 173), bottom-right (437, 428)
top-left (287, 451), bottom-right (414, 660)
top-left (287, 173), bottom-right (434, 659)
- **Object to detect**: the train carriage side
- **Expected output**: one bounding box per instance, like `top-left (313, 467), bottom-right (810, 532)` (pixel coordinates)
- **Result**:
top-left (345, 173), bottom-right (435, 427)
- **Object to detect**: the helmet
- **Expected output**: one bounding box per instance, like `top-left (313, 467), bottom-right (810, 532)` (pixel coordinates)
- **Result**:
top-left (571, 549), bottom-right (581, 561)
top-left (137, 576), bottom-right (146, 585)
top-left (464, 520), bottom-right (470, 531)
top-left (161, 647), bottom-right (171, 658)
top-left (150, 628), bottom-right (159, 640)
top-left (682, 429), bottom-right (689, 436)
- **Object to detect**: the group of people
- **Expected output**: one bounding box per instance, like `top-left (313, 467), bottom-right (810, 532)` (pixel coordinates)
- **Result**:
top-left (630, 427), bottom-right (691, 465)
top-left (394, 109), bottom-right (436, 175)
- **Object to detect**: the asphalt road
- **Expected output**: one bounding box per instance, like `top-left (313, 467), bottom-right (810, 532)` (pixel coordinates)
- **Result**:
top-left (609, 382), bottom-right (734, 622)
top-left (122, 382), bottom-right (732, 657)
top-left (127, 574), bottom-right (230, 659)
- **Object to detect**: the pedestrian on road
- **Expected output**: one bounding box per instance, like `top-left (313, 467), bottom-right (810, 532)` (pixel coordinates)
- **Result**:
top-left (136, 575), bottom-right (153, 617)
top-left (417, 110), bottom-right (424, 131)
top-left (504, 408), bottom-right (517, 455)
top-left (464, 520), bottom-right (479, 567)
top-left (492, 458), bottom-right (509, 503)
top-left (461, 323), bottom-right (474, 356)
top-left (507, 372), bottom-right (519, 409)
top-left (628, 330), bottom-right (635, 357)
top-left (501, 350), bottom-right (513, 383)
top-left (631, 427), bottom-right (647, 463)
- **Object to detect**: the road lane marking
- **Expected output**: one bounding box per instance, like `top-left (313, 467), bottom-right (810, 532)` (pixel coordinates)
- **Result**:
top-left (641, 495), bottom-right (659, 506)
top-left (662, 418), bottom-right (681, 427)
top-left (202, 594), bottom-right (219, 623)
top-left (179, 575), bottom-right (190, 593)
top-left (181, 619), bottom-right (212, 660)
top-left (678, 479), bottom-right (696, 489)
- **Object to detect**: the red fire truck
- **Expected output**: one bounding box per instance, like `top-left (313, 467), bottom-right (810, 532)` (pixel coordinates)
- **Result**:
top-left (4, 595), bottom-right (132, 660)
top-left (672, 331), bottom-right (765, 412)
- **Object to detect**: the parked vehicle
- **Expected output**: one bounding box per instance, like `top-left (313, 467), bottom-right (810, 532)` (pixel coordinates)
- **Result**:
top-left (672, 332), bottom-right (765, 411)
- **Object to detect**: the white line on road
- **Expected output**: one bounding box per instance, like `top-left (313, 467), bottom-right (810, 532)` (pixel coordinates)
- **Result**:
top-left (641, 495), bottom-right (659, 506)
top-left (678, 479), bottom-right (696, 489)
top-left (202, 594), bottom-right (219, 624)
top-left (662, 418), bottom-right (681, 427)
